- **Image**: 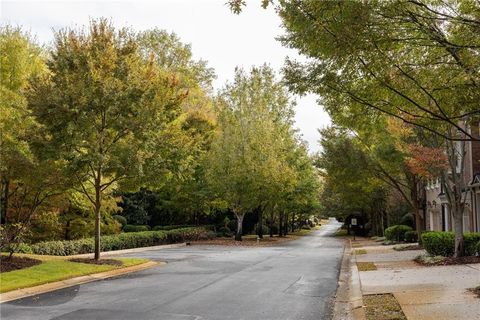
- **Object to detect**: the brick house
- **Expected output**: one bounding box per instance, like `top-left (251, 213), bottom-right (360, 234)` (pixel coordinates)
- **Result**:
top-left (425, 120), bottom-right (480, 233)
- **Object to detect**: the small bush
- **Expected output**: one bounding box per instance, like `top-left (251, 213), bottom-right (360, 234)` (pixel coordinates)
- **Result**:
top-left (255, 224), bottom-right (270, 235)
top-left (123, 225), bottom-right (150, 232)
top-left (400, 213), bottom-right (415, 228)
top-left (418, 231), bottom-right (429, 246)
top-left (15, 243), bottom-right (34, 254)
top-left (404, 231), bottom-right (418, 243)
top-left (422, 232), bottom-right (454, 256)
top-left (384, 225), bottom-right (413, 242)
top-left (464, 232), bottom-right (480, 256)
top-left (269, 224), bottom-right (279, 234)
top-left (216, 227), bottom-right (233, 237)
top-left (112, 215), bottom-right (127, 227)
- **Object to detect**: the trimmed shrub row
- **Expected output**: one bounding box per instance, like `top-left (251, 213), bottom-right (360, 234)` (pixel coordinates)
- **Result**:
top-left (421, 231), bottom-right (480, 256)
top-left (384, 225), bottom-right (413, 242)
top-left (152, 224), bottom-right (196, 231)
top-left (20, 227), bottom-right (212, 256)
top-left (123, 225), bottom-right (150, 232)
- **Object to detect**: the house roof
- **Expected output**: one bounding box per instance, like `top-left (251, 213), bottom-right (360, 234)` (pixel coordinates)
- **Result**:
top-left (470, 173), bottom-right (480, 185)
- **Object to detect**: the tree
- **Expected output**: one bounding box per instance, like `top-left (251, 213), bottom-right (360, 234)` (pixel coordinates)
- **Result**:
top-left (278, 0), bottom-right (479, 141)
top-left (28, 20), bottom-right (187, 260)
top-left (0, 27), bottom-right (66, 257)
top-left (273, 0), bottom-right (479, 256)
top-left (206, 65), bottom-right (296, 241)
top-left (0, 26), bottom-right (46, 225)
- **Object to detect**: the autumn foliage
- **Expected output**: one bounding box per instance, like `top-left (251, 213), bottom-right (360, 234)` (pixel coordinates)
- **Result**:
top-left (405, 145), bottom-right (448, 178)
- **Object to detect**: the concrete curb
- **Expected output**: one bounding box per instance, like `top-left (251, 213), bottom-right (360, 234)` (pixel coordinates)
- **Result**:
top-left (0, 260), bottom-right (163, 303)
top-left (333, 238), bottom-right (366, 320)
top-left (68, 242), bottom-right (187, 258)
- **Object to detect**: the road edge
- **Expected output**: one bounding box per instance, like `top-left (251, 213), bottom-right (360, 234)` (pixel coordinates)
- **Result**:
top-left (0, 260), bottom-right (163, 303)
top-left (332, 238), bottom-right (366, 320)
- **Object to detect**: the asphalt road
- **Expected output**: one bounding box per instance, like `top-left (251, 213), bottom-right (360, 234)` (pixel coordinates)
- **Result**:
top-left (1, 221), bottom-right (344, 320)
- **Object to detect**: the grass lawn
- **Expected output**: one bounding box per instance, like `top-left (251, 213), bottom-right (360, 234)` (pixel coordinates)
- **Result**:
top-left (355, 249), bottom-right (367, 255)
top-left (0, 257), bottom-right (148, 293)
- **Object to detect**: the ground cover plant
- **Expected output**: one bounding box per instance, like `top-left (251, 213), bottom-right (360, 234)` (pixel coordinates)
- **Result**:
top-left (363, 293), bottom-right (407, 320)
top-left (357, 262), bottom-right (377, 271)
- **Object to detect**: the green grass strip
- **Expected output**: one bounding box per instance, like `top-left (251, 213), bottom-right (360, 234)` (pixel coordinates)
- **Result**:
top-left (0, 257), bottom-right (148, 293)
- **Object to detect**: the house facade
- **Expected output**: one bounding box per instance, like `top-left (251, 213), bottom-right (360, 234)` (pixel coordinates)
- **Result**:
top-left (425, 120), bottom-right (480, 233)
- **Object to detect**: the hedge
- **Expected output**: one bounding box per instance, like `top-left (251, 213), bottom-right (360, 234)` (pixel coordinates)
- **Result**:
top-left (384, 225), bottom-right (413, 242)
top-left (404, 230), bottom-right (418, 243)
top-left (153, 224), bottom-right (215, 231)
top-left (123, 225), bottom-right (150, 232)
top-left (152, 224), bottom-right (196, 231)
top-left (21, 227), bottom-right (212, 256)
top-left (421, 231), bottom-right (480, 256)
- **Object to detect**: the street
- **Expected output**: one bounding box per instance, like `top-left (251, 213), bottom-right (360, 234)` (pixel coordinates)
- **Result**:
top-left (1, 222), bottom-right (344, 320)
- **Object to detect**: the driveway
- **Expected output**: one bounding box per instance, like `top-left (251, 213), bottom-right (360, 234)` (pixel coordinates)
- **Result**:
top-left (1, 222), bottom-right (344, 320)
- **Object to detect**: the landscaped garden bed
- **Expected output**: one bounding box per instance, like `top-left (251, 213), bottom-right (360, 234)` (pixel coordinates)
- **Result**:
top-left (0, 256), bottom-right (42, 272)
top-left (414, 254), bottom-right (480, 266)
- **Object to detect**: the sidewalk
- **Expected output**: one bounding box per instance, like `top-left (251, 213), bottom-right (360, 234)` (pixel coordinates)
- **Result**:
top-left (351, 237), bottom-right (480, 320)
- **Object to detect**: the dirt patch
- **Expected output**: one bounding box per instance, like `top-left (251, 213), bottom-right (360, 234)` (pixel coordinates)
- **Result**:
top-left (192, 235), bottom-right (301, 247)
top-left (467, 286), bottom-right (480, 298)
top-left (355, 249), bottom-right (367, 255)
top-left (0, 256), bottom-right (42, 272)
top-left (69, 258), bottom-right (123, 266)
top-left (357, 262), bottom-right (377, 271)
top-left (393, 244), bottom-right (423, 251)
top-left (363, 293), bottom-right (407, 320)
top-left (414, 255), bottom-right (480, 266)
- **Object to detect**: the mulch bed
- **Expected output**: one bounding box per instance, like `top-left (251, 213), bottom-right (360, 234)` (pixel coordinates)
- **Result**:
top-left (0, 256), bottom-right (42, 272)
top-left (394, 244), bottom-right (423, 251)
top-left (415, 255), bottom-right (480, 266)
top-left (193, 235), bottom-right (300, 247)
top-left (69, 258), bottom-right (123, 266)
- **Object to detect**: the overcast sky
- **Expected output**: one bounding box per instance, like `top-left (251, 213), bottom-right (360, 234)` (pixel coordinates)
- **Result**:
top-left (1, 0), bottom-right (331, 152)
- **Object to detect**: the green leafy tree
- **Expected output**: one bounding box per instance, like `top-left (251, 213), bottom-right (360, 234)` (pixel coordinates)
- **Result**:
top-left (0, 26), bottom-right (46, 225)
top-left (207, 66), bottom-right (296, 241)
top-left (28, 20), bottom-right (187, 259)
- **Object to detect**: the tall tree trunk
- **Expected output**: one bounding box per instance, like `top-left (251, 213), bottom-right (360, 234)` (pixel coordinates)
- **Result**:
top-left (1, 178), bottom-right (9, 224)
top-left (291, 213), bottom-right (295, 232)
top-left (269, 210), bottom-right (274, 237)
top-left (278, 211), bottom-right (283, 237)
top-left (234, 209), bottom-right (244, 241)
top-left (258, 208), bottom-right (263, 239)
top-left (453, 207), bottom-right (465, 257)
top-left (283, 212), bottom-right (289, 236)
top-left (65, 219), bottom-right (71, 240)
top-left (94, 171), bottom-right (102, 260)
top-left (410, 176), bottom-right (424, 237)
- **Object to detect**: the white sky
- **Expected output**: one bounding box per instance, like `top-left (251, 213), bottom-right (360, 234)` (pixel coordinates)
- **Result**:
top-left (1, 0), bottom-right (331, 152)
